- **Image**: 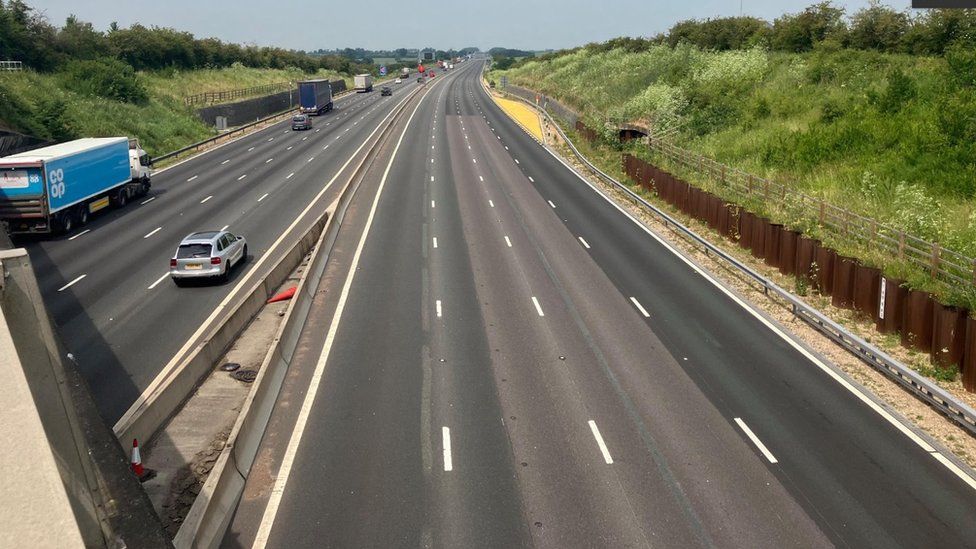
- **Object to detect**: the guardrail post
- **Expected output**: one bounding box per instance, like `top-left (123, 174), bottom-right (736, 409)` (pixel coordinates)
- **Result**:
top-left (930, 243), bottom-right (941, 279)
top-left (748, 174), bottom-right (753, 194)
top-left (898, 232), bottom-right (906, 259)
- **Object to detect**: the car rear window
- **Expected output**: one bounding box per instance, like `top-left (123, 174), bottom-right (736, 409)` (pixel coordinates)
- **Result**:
top-left (293, 116), bottom-right (306, 122)
top-left (177, 243), bottom-right (212, 258)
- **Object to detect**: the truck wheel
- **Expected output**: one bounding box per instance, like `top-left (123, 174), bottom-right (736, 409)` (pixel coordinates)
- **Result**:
top-left (77, 205), bottom-right (89, 226)
top-left (114, 188), bottom-right (128, 207)
top-left (138, 178), bottom-right (151, 197)
top-left (56, 211), bottom-right (75, 234)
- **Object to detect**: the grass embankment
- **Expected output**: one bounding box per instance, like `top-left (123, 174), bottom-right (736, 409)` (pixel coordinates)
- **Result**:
top-left (0, 64), bottom-right (349, 157)
top-left (491, 44), bottom-right (976, 306)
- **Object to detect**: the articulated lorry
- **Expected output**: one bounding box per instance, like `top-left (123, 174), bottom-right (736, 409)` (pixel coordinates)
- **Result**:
top-left (0, 137), bottom-right (151, 234)
top-left (298, 79), bottom-right (334, 115)
top-left (354, 74), bottom-right (374, 92)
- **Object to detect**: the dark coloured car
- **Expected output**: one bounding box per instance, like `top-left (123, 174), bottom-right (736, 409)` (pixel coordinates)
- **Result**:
top-left (380, 86), bottom-right (392, 96)
top-left (417, 77), bottom-right (424, 84)
top-left (291, 114), bottom-right (312, 131)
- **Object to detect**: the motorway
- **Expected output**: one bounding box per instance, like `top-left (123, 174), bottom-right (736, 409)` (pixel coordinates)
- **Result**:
top-left (20, 75), bottom-right (421, 422)
top-left (221, 59), bottom-right (976, 548)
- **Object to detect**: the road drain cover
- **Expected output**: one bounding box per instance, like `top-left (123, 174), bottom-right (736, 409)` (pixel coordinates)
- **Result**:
top-left (231, 369), bottom-right (258, 383)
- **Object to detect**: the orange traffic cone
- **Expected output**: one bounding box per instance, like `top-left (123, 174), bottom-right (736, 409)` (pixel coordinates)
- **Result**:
top-left (267, 286), bottom-right (297, 303)
top-left (130, 439), bottom-right (155, 482)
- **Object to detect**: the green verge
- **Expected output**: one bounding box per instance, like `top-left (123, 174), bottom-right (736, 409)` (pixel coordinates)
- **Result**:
top-left (491, 43), bottom-right (976, 310)
top-left (0, 64), bottom-right (354, 158)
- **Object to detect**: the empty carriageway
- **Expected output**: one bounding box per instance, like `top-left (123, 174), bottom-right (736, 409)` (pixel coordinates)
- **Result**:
top-left (22, 75), bottom-right (418, 422)
top-left (461, 62), bottom-right (976, 546)
top-left (225, 58), bottom-right (976, 548)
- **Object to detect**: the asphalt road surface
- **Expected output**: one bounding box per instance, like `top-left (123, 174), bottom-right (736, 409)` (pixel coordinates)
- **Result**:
top-left (219, 59), bottom-right (976, 548)
top-left (20, 75), bottom-right (422, 422)
top-left (217, 57), bottom-right (976, 547)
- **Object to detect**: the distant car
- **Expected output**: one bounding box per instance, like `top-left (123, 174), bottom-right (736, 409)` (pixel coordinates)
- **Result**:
top-left (417, 77), bottom-right (424, 83)
top-left (394, 78), bottom-right (402, 84)
top-left (380, 86), bottom-right (392, 96)
top-left (429, 71), bottom-right (435, 77)
top-left (170, 230), bottom-right (247, 285)
top-left (291, 114), bottom-right (312, 131)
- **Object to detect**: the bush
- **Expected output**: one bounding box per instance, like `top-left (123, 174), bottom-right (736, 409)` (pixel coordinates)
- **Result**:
top-left (60, 59), bottom-right (149, 104)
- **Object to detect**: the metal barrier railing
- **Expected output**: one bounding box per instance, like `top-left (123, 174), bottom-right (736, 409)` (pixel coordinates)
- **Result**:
top-left (0, 61), bottom-right (23, 71)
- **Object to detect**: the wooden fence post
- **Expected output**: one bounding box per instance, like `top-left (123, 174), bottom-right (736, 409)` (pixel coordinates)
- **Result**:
top-left (930, 243), bottom-right (941, 279)
top-left (898, 232), bottom-right (905, 259)
top-left (819, 200), bottom-right (826, 225)
top-left (748, 174), bottom-right (753, 195)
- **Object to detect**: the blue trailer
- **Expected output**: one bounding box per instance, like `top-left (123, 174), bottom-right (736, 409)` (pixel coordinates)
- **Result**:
top-left (0, 137), bottom-right (152, 234)
top-left (298, 79), bottom-right (334, 115)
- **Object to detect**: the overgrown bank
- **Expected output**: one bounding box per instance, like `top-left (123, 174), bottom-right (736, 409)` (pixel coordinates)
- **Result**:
top-left (490, 35), bottom-right (976, 306)
top-left (0, 64), bottom-right (347, 157)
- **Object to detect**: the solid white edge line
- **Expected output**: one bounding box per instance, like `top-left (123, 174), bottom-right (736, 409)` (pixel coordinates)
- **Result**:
top-left (67, 229), bottom-right (90, 241)
top-left (57, 274), bottom-right (86, 292)
top-left (252, 78), bottom-right (434, 548)
top-left (531, 296), bottom-right (545, 317)
top-left (630, 297), bottom-right (650, 318)
top-left (496, 81), bottom-right (976, 488)
top-left (442, 426), bottom-right (453, 472)
top-left (588, 420), bottom-right (613, 464)
top-left (147, 273), bottom-right (169, 290)
top-left (734, 418), bottom-right (779, 464)
top-left (578, 236), bottom-right (591, 249)
top-left (143, 227), bottom-right (162, 239)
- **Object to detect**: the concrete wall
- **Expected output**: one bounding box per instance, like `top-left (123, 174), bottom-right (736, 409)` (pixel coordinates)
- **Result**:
top-left (0, 247), bottom-right (169, 548)
top-left (195, 80), bottom-right (348, 127)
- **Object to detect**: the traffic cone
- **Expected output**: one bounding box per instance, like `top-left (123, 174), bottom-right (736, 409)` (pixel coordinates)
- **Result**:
top-left (130, 438), bottom-right (155, 482)
top-left (267, 286), bottom-right (297, 303)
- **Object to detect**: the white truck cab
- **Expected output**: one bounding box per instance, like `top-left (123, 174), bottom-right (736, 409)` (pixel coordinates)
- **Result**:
top-left (128, 138), bottom-right (152, 183)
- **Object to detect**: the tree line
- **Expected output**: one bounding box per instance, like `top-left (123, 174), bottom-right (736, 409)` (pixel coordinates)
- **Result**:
top-left (0, 1), bottom-right (375, 75)
top-left (528, 2), bottom-right (976, 63)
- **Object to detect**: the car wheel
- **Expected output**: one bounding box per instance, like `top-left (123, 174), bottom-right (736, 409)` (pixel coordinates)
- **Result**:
top-left (241, 244), bottom-right (248, 263)
top-left (221, 259), bottom-right (232, 282)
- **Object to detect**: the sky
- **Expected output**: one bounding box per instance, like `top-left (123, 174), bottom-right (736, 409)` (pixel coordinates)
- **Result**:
top-left (32, 0), bottom-right (892, 52)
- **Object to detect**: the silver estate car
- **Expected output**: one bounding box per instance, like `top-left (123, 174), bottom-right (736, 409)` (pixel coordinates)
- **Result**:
top-left (170, 230), bottom-right (247, 285)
